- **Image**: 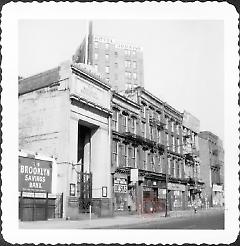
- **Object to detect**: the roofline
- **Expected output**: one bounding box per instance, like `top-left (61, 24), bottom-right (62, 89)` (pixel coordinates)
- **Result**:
top-left (112, 91), bottom-right (141, 109)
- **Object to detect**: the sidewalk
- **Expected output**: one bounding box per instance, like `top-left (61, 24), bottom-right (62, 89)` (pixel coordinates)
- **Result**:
top-left (19, 207), bottom-right (224, 229)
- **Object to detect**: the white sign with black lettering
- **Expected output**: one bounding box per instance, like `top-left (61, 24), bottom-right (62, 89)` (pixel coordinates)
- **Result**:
top-left (114, 178), bottom-right (127, 193)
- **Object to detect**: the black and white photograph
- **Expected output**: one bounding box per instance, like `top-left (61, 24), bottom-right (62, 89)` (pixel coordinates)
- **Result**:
top-left (1, 2), bottom-right (239, 245)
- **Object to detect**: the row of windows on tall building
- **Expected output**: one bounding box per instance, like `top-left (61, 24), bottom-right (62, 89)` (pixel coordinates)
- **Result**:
top-left (93, 64), bottom-right (137, 81)
top-left (112, 110), bottom-right (182, 154)
top-left (94, 53), bottom-right (138, 68)
top-left (94, 41), bottom-right (138, 56)
top-left (112, 109), bottom-right (182, 136)
top-left (112, 140), bottom-right (184, 178)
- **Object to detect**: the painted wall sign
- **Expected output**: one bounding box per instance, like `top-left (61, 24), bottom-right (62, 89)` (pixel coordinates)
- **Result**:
top-left (72, 75), bottom-right (110, 110)
top-left (19, 156), bottom-right (52, 193)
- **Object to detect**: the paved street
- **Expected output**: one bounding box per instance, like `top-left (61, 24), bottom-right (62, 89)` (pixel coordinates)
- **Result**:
top-left (98, 209), bottom-right (224, 229)
top-left (19, 208), bottom-right (224, 230)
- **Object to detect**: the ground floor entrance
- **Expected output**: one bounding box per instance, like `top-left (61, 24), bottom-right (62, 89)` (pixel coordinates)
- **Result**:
top-left (19, 192), bottom-right (63, 221)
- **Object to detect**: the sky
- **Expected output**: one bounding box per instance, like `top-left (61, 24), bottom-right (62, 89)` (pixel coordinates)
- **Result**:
top-left (18, 19), bottom-right (224, 141)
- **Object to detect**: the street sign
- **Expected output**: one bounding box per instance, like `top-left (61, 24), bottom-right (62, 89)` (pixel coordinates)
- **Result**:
top-left (19, 156), bottom-right (52, 193)
top-left (130, 168), bottom-right (138, 183)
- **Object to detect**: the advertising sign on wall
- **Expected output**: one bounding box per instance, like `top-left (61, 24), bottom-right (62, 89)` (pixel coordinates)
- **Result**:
top-left (182, 110), bottom-right (200, 133)
top-left (19, 156), bottom-right (52, 193)
top-left (114, 178), bottom-right (127, 193)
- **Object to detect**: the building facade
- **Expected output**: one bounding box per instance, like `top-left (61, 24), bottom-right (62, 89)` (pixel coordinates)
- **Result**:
top-left (198, 131), bottom-right (224, 207)
top-left (182, 111), bottom-right (204, 208)
top-left (111, 87), bottom-right (205, 214)
top-left (19, 61), bottom-right (113, 219)
top-left (19, 61), bottom-right (206, 219)
top-left (73, 28), bottom-right (144, 92)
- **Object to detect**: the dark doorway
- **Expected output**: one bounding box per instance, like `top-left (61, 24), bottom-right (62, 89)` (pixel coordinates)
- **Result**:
top-left (77, 124), bottom-right (91, 171)
top-left (77, 123), bottom-right (92, 213)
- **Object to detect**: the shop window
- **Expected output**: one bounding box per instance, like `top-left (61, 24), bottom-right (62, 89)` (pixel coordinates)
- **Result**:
top-left (114, 177), bottom-right (128, 211)
top-left (112, 110), bottom-right (118, 131)
top-left (112, 141), bottom-right (118, 166)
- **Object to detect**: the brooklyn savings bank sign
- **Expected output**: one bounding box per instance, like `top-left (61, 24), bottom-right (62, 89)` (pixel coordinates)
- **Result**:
top-left (19, 156), bottom-right (52, 193)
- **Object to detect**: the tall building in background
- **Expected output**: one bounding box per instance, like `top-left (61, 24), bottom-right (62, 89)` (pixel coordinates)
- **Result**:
top-left (198, 131), bottom-right (224, 207)
top-left (73, 21), bottom-right (144, 92)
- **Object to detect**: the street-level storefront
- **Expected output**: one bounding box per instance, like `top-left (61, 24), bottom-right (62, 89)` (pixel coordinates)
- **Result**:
top-left (18, 151), bottom-right (60, 221)
top-left (143, 179), bottom-right (166, 213)
top-left (167, 182), bottom-right (186, 211)
top-left (113, 173), bottom-right (128, 212)
top-left (212, 184), bottom-right (224, 207)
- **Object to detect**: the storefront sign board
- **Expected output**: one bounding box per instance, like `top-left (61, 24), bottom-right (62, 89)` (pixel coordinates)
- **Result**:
top-left (130, 168), bottom-right (138, 182)
top-left (167, 183), bottom-right (185, 191)
top-left (19, 156), bottom-right (52, 193)
top-left (72, 76), bottom-right (110, 110)
top-left (114, 178), bottom-right (127, 193)
top-left (212, 184), bottom-right (223, 192)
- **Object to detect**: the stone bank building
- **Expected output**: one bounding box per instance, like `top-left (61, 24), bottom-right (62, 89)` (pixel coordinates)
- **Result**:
top-left (19, 61), bottom-right (204, 220)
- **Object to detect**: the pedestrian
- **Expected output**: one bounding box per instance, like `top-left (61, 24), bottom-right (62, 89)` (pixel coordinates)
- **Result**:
top-left (193, 200), bottom-right (197, 214)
